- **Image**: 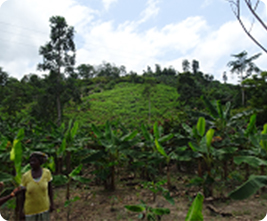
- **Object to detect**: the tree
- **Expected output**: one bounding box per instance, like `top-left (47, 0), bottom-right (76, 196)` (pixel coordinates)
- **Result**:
top-left (182, 59), bottom-right (190, 72)
top-left (228, 0), bottom-right (267, 54)
top-left (222, 71), bottom-right (228, 84)
top-left (192, 60), bottom-right (200, 74)
top-left (177, 73), bottom-right (202, 107)
top-left (0, 67), bottom-right (8, 86)
top-left (38, 16), bottom-right (75, 126)
top-left (227, 50), bottom-right (261, 106)
top-left (243, 72), bottom-right (267, 125)
top-left (76, 64), bottom-right (95, 79)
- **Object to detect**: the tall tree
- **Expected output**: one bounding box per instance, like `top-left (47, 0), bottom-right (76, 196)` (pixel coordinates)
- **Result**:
top-left (38, 16), bottom-right (75, 126)
top-left (182, 59), bottom-right (190, 72)
top-left (227, 50), bottom-right (261, 106)
top-left (77, 64), bottom-right (95, 79)
top-left (222, 71), bottom-right (228, 84)
top-left (0, 67), bottom-right (8, 86)
top-left (192, 60), bottom-right (200, 74)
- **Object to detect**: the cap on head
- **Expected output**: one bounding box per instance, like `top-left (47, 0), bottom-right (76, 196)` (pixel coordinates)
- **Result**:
top-left (30, 151), bottom-right (48, 165)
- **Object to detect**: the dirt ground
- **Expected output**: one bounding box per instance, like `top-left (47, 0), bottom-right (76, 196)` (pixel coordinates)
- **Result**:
top-left (1, 178), bottom-right (267, 221)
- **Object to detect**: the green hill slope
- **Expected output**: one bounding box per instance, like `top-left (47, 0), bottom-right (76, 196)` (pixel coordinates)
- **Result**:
top-left (66, 82), bottom-right (179, 127)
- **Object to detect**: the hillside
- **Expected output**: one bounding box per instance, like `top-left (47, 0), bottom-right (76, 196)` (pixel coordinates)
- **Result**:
top-left (66, 82), bottom-right (179, 127)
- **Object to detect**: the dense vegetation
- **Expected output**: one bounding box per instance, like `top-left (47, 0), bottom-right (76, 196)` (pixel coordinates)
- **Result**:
top-left (1, 15), bottom-right (267, 221)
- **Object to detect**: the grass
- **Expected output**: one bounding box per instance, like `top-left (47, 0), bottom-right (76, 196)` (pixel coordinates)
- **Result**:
top-left (66, 82), bottom-right (179, 128)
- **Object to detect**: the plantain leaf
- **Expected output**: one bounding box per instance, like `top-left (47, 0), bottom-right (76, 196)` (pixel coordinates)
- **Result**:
top-left (81, 151), bottom-right (105, 164)
top-left (260, 124), bottom-right (267, 151)
top-left (141, 124), bottom-right (152, 141)
top-left (52, 174), bottom-right (68, 186)
top-left (153, 122), bottom-right (160, 139)
top-left (201, 96), bottom-right (219, 119)
top-left (206, 128), bottom-right (215, 148)
top-left (155, 139), bottom-right (168, 158)
top-left (245, 114), bottom-right (257, 136)
top-left (92, 124), bottom-right (102, 138)
top-left (223, 101), bottom-right (231, 120)
top-left (185, 192), bottom-right (204, 221)
top-left (229, 175), bottom-right (267, 200)
top-left (69, 164), bottom-right (82, 178)
top-left (0, 171), bottom-right (13, 182)
top-left (216, 100), bottom-right (223, 119)
top-left (71, 176), bottom-right (91, 183)
top-left (151, 208), bottom-right (170, 215)
top-left (234, 156), bottom-right (267, 168)
top-left (58, 138), bottom-right (66, 156)
top-left (125, 205), bottom-right (145, 213)
top-left (121, 130), bottom-right (138, 142)
top-left (182, 123), bottom-right (192, 136)
top-left (70, 121), bottom-right (79, 141)
top-left (197, 117), bottom-right (206, 137)
top-left (158, 134), bottom-right (173, 143)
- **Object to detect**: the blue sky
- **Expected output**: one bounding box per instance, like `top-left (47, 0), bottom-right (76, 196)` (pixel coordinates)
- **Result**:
top-left (0, 0), bottom-right (267, 84)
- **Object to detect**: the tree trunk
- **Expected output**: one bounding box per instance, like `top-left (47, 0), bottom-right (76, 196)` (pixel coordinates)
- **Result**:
top-left (223, 161), bottom-right (228, 180)
top-left (15, 194), bottom-right (23, 221)
top-left (66, 151), bottom-right (71, 200)
top-left (245, 164), bottom-right (250, 180)
top-left (167, 163), bottom-right (172, 191)
top-left (149, 96), bottom-right (151, 125)
top-left (56, 95), bottom-right (62, 127)
top-left (198, 158), bottom-right (202, 178)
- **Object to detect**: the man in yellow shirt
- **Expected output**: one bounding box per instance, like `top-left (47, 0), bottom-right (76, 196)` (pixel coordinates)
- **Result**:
top-left (20, 152), bottom-right (54, 221)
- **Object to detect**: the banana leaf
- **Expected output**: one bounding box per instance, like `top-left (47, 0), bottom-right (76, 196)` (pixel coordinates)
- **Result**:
top-left (201, 96), bottom-right (218, 119)
top-left (158, 134), bottom-right (173, 143)
top-left (71, 176), bottom-right (91, 184)
top-left (125, 205), bottom-right (145, 212)
top-left (155, 139), bottom-right (168, 158)
top-left (206, 128), bottom-right (215, 148)
top-left (81, 151), bottom-right (106, 164)
top-left (153, 122), bottom-right (160, 139)
top-left (197, 117), bottom-right (205, 137)
top-left (234, 156), bottom-right (267, 168)
top-left (69, 164), bottom-right (82, 178)
top-left (182, 123), bottom-right (193, 136)
top-left (151, 208), bottom-right (170, 215)
top-left (121, 130), bottom-right (138, 142)
top-left (0, 171), bottom-right (13, 182)
top-left (52, 174), bottom-right (68, 186)
top-left (229, 175), bottom-right (267, 200)
top-left (185, 192), bottom-right (204, 221)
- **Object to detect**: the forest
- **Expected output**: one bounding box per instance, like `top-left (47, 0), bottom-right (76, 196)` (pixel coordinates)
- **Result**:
top-left (1, 15), bottom-right (267, 221)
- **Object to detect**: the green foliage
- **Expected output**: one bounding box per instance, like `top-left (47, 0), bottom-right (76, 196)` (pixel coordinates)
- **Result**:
top-left (10, 128), bottom-right (24, 184)
top-left (185, 192), bottom-right (204, 221)
top-left (229, 175), bottom-right (267, 200)
top-left (68, 82), bottom-right (178, 127)
top-left (125, 200), bottom-right (170, 221)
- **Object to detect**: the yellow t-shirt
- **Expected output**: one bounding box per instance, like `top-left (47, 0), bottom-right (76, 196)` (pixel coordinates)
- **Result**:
top-left (21, 168), bottom-right (52, 215)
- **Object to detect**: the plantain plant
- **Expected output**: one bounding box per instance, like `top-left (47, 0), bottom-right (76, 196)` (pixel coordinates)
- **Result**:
top-left (82, 121), bottom-right (138, 191)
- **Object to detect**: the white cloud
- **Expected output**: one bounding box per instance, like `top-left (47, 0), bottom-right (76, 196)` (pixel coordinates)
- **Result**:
top-left (201, 0), bottom-right (213, 8)
top-left (0, 0), bottom-right (97, 79)
top-left (138, 0), bottom-right (160, 24)
top-left (76, 16), bottom-right (209, 74)
top-left (102, 0), bottom-right (118, 11)
top-left (0, 0), bottom-right (267, 85)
